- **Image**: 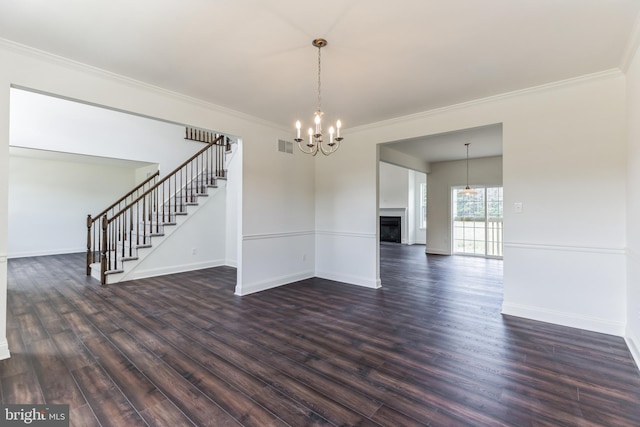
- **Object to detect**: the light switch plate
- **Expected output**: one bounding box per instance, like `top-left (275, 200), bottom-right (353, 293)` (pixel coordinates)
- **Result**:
top-left (514, 202), bottom-right (523, 213)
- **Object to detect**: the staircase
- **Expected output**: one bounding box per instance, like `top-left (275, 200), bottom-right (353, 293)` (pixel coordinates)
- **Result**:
top-left (86, 132), bottom-right (232, 285)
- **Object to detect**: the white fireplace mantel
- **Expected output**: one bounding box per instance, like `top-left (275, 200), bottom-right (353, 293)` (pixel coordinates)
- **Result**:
top-left (379, 207), bottom-right (407, 244)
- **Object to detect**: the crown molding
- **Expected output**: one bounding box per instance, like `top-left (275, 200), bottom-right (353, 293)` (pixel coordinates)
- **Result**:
top-left (0, 37), bottom-right (285, 132)
top-left (621, 10), bottom-right (640, 72)
top-left (0, 37), bottom-right (626, 136)
top-left (348, 68), bottom-right (624, 134)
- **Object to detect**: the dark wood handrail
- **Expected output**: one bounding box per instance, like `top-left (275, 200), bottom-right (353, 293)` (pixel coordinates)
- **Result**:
top-left (90, 170), bottom-right (160, 224)
top-left (109, 135), bottom-right (224, 222)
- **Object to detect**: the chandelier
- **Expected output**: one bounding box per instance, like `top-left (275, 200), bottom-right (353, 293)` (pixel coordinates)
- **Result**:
top-left (294, 38), bottom-right (343, 156)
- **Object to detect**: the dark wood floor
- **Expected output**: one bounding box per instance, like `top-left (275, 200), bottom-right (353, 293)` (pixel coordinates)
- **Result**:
top-left (1, 244), bottom-right (639, 426)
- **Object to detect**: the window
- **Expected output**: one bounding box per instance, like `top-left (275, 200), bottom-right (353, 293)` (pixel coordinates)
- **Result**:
top-left (419, 183), bottom-right (427, 229)
top-left (452, 186), bottom-right (503, 257)
top-left (485, 187), bottom-right (504, 257)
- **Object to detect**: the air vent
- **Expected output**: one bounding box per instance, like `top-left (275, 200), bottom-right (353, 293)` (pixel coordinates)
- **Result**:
top-left (278, 139), bottom-right (293, 154)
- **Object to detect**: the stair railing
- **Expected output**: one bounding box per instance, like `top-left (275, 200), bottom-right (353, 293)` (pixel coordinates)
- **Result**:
top-left (86, 171), bottom-right (160, 274)
top-left (98, 134), bottom-right (228, 284)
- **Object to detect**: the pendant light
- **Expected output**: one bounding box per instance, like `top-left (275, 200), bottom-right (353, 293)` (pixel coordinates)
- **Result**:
top-left (459, 143), bottom-right (477, 195)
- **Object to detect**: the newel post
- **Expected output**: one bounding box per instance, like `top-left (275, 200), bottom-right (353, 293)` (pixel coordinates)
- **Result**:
top-left (100, 215), bottom-right (108, 285)
top-left (86, 214), bottom-right (93, 275)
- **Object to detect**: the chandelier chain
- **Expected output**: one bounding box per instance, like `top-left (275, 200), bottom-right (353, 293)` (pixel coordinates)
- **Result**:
top-left (317, 44), bottom-right (322, 112)
top-left (466, 143), bottom-right (470, 185)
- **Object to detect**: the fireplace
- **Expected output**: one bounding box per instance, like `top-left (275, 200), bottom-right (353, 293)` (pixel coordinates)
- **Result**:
top-left (380, 216), bottom-right (401, 243)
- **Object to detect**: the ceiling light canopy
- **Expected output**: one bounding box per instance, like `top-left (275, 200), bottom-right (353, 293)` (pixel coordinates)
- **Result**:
top-left (294, 38), bottom-right (343, 156)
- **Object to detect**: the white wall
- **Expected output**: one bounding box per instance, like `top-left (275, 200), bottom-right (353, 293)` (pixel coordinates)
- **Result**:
top-left (225, 142), bottom-right (241, 268)
top-left (8, 150), bottom-right (150, 257)
top-left (134, 163), bottom-right (159, 184)
top-left (0, 39), bottom-right (316, 359)
top-left (0, 81), bottom-right (9, 359)
top-left (426, 156), bottom-right (503, 255)
top-left (316, 143), bottom-right (379, 288)
top-left (117, 185), bottom-right (228, 282)
top-left (10, 88), bottom-right (205, 177)
top-left (379, 162), bottom-right (409, 208)
top-left (379, 145), bottom-right (429, 173)
top-left (626, 39), bottom-right (640, 366)
top-left (409, 170), bottom-right (426, 245)
top-left (238, 132), bottom-right (315, 295)
top-left (317, 71), bottom-right (627, 336)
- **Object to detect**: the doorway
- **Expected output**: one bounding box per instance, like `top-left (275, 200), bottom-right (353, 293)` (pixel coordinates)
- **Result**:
top-left (377, 123), bottom-right (504, 290)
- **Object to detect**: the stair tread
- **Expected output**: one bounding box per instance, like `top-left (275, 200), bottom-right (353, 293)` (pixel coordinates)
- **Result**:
top-left (104, 269), bottom-right (124, 275)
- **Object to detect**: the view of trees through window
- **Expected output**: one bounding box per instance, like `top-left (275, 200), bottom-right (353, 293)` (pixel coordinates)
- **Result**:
top-left (453, 186), bottom-right (503, 257)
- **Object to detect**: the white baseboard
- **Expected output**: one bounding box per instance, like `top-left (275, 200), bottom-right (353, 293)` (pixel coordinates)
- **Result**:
top-left (237, 270), bottom-right (381, 296)
top-left (626, 330), bottom-right (640, 374)
top-left (315, 270), bottom-right (381, 289)
top-left (0, 339), bottom-right (10, 360)
top-left (235, 270), bottom-right (314, 296)
top-left (502, 301), bottom-right (625, 336)
top-left (119, 259), bottom-right (226, 282)
top-left (425, 247), bottom-right (450, 255)
top-left (8, 248), bottom-right (85, 259)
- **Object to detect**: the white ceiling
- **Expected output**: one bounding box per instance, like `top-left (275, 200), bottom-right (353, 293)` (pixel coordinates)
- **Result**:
top-left (1, 0), bottom-right (639, 161)
top-left (383, 124), bottom-right (503, 164)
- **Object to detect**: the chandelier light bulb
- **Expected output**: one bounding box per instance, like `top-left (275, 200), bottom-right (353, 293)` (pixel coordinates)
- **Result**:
top-left (314, 113), bottom-right (321, 136)
top-left (295, 120), bottom-right (301, 139)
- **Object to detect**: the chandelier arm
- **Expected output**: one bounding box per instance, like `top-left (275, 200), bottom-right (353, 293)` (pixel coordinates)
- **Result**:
top-left (297, 140), bottom-right (318, 156)
top-left (319, 140), bottom-right (340, 156)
